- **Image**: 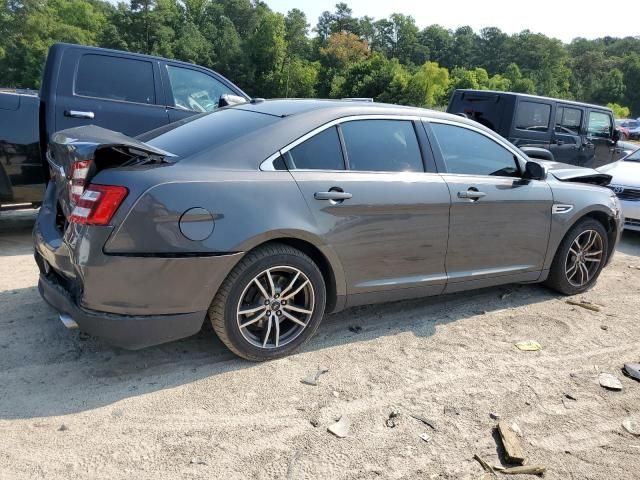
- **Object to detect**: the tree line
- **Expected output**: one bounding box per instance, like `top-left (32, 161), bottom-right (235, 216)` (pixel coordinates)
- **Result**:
top-left (1, 0), bottom-right (640, 116)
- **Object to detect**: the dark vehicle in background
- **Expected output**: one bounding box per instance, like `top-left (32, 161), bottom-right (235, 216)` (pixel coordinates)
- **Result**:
top-left (448, 90), bottom-right (625, 168)
top-left (34, 100), bottom-right (622, 361)
top-left (0, 43), bottom-right (248, 211)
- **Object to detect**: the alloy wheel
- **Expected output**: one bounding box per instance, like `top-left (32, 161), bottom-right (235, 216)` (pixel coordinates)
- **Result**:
top-left (236, 266), bottom-right (315, 349)
top-left (564, 229), bottom-right (604, 287)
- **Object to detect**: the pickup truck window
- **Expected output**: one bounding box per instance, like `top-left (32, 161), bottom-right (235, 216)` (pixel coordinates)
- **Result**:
top-left (167, 66), bottom-right (235, 113)
top-left (75, 54), bottom-right (155, 104)
top-left (515, 101), bottom-right (551, 132)
top-left (555, 107), bottom-right (583, 135)
top-left (587, 111), bottom-right (613, 138)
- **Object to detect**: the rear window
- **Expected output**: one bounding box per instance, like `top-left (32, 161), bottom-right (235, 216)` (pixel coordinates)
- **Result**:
top-left (515, 101), bottom-right (551, 131)
top-left (75, 54), bottom-right (155, 104)
top-left (141, 108), bottom-right (279, 159)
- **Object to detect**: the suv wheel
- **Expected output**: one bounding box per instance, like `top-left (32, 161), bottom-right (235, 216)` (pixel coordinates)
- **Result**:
top-left (209, 243), bottom-right (326, 361)
top-left (546, 218), bottom-right (608, 295)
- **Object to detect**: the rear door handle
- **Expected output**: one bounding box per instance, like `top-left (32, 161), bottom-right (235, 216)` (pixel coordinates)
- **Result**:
top-left (64, 110), bottom-right (95, 119)
top-left (314, 191), bottom-right (353, 201)
top-left (458, 190), bottom-right (487, 200)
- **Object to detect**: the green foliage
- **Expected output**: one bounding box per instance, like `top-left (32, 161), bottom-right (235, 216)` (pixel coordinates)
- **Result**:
top-left (0, 0), bottom-right (639, 115)
top-left (607, 103), bottom-right (630, 119)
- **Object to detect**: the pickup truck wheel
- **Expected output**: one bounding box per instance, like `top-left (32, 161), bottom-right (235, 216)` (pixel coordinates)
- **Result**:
top-left (209, 244), bottom-right (326, 361)
top-left (545, 218), bottom-right (608, 295)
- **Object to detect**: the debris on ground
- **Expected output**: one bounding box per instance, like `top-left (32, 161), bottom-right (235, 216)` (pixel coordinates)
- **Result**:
top-left (599, 372), bottom-right (624, 391)
top-left (473, 454), bottom-right (497, 476)
top-left (419, 433), bottom-right (431, 443)
top-left (623, 363), bottom-right (640, 382)
top-left (622, 418), bottom-right (640, 436)
top-left (489, 412), bottom-right (500, 420)
top-left (327, 416), bottom-right (350, 438)
top-left (310, 418), bottom-right (319, 428)
top-left (564, 392), bottom-right (578, 401)
top-left (566, 299), bottom-right (601, 312)
top-left (501, 465), bottom-right (546, 475)
top-left (348, 325), bottom-right (362, 334)
top-left (385, 410), bottom-right (400, 428)
top-left (601, 325), bottom-right (609, 331)
top-left (515, 340), bottom-right (542, 352)
top-left (57, 424), bottom-right (68, 432)
top-left (501, 292), bottom-right (512, 300)
top-left (497, 421), bottom-right (526, 464)
top-left (190, 458), bottom-right (207, 465)
top-left (409, 414), bottom-right (437, 430)
top-left (300, 366), bottom-right (329, 386)
top-left (332, 391), bottom-right (340, 398)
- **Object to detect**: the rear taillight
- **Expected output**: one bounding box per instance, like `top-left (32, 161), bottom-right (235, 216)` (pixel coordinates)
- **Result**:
top-left (69, 184), bottom-right (128, 225)
top-left (69, 159), bottom-right (93, 205)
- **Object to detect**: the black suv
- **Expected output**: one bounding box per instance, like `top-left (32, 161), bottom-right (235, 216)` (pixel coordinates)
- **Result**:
top-left (447, 90), bottom-right (625, 168)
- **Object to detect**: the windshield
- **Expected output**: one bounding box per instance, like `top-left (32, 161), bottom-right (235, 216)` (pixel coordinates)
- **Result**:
top-left (626, 148), bottom-right (640, 162)
top-left (139, 108), bottom-right (279, 160)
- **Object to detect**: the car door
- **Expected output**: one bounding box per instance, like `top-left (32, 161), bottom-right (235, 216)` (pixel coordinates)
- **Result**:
top-left (426, 120), bottom-right (553, 293)
top-left (160, 63), bottom-right (247, 123)
top-left (54, 51), bottom-right (170, 135)
top-left (550, 105), bottom-right (584, 165)
top-left (585, 109), bottom-right (615, 168)
top-left (287, 117), bottom-right (451, 306)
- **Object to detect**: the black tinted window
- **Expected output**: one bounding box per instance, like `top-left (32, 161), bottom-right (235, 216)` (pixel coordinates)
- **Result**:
top-left (431, 123), bottom-right (519, 177)
top-left (341, 120), bottom-right (423, 172)
top-left (555, 107), bottom-right (582, 135)
top-left (515, 101), bottom-right (551, 131)
top-left (76, 54), bottom-right (155, 104)
top-left (142, 108), bottom-right (278, 159)
top-left (289, 127), bottom-right (344, 170)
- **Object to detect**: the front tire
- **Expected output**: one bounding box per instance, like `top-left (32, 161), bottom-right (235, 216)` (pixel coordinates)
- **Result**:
top-left (209, 243), bottom-right (326, 361)
top-left (545, 218), bottom-right (608, 295)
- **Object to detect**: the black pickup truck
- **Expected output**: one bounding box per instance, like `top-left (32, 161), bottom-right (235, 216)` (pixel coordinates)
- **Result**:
top-left (0, 43), bottom-right (248, 211)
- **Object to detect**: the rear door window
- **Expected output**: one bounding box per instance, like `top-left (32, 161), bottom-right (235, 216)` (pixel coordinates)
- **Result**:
top-left (431, 123), bottom-right (519, 177)
top-left (587, 111), bottom-right (613, 138)
top-left (340, 120), bottom-right (424, 172)
top-left (288, 126), bottom-right (345, 170)
top-left (555, 106), bottom-right (583, 135)
top-left (167, 65), bottom-right (237, 113)
top-left (515, 101), bottom-right (551, 132)
top-left (75, 54), bottom-right (155, 104)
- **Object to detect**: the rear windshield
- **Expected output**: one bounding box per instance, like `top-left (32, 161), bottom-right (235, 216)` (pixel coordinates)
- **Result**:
top-left (626, 149), bottom-right (640, 162)
top-left (139, 108), bottom-right (279, 159)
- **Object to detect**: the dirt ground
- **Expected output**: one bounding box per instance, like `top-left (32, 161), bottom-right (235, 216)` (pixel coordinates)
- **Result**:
top-left (1, 210), bottom-right (639, 480)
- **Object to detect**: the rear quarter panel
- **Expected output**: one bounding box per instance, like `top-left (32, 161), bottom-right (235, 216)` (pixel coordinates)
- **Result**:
top-left (102, 167), bottom-right (347, 299)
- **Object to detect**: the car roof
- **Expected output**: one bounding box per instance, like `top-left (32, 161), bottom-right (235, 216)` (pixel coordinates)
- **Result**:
top-left (454, 89), bottom-right (613, 113)
top-left (234, 98), bottom-right (479, 126)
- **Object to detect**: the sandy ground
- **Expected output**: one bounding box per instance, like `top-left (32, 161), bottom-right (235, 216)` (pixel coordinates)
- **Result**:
top-left (1, 210), bottom-right (639, 480)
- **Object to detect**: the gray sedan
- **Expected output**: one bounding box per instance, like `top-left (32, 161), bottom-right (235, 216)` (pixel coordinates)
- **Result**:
top-left (34, 100), bottom-right (622, 360)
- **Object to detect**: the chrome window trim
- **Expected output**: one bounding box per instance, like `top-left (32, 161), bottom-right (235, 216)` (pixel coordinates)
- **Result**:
top-left (260, 114), bottom-right (422, 171)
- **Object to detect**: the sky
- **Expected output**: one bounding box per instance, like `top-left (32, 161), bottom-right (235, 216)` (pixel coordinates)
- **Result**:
top-left (264, 0), bottom-right (639, 43)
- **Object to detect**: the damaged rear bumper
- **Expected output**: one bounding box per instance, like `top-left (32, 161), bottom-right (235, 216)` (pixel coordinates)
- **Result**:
top-left (38, 272), bottom-right (206, 349)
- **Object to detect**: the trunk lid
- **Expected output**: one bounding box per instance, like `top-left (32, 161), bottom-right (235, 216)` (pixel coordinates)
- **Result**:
top-left (47, 125), bottom-right (175, 219)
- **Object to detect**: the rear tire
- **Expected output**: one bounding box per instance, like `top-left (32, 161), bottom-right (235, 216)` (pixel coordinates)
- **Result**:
top-left (209, 243), bottom-right (326, 361)
top-left (545, 218), bottom-right (608, 295)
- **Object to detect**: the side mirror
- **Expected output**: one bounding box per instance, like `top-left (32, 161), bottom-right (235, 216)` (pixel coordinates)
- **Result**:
top-left (524, 161), bottom-right (547, 181)
top-left (218, 94), bottom-right (248, 108)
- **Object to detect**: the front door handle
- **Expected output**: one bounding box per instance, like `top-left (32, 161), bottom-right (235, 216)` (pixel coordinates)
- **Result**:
top-left (314, 191), bottom-right (353, 201)
top-left (64, 110), bottom-right (95, 119)
top-left (458, 190), bottom-right (487, 200)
